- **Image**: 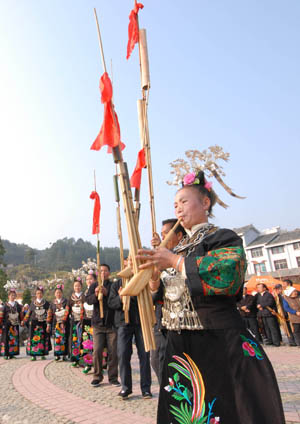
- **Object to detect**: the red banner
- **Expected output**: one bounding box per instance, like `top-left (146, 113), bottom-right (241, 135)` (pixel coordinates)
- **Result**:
top-left (91, 72), bottom-right (125, 153)
top-left (130, 148), bottom-right (146, 189)
top-left (126, 1), bottom-right (144, 60)
top-left (90, 191), bottom-right (101, 234)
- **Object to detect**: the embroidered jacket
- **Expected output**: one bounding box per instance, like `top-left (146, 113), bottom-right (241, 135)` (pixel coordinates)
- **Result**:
top-left (161, 227), bottom-right (247, 330)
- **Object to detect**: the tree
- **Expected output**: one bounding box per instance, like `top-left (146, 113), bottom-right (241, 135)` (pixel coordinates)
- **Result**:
top-left (22, 287), bottom-right (32, 305)
top-left (0, 237), bottom-right (8, 302)
top-left (24, 248), bottom-right (36, 265)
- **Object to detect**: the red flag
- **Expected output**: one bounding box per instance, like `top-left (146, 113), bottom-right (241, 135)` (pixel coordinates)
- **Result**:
top-left (130, 148), bottom-right (146, 189)
top-left (90, 191), bottom-right (101, 234)
top-left (91, 72), bottom-right (125, 153)
top-left (126, 1), bottom-right (144, 60)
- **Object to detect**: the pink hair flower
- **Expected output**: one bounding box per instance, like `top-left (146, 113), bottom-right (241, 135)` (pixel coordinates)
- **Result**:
top-left (204, 181), bottom-right (212, 191)
top-left (183, 172), bottom-right (196, 185)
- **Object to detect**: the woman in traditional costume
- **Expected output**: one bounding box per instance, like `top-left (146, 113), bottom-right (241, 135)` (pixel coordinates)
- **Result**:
top-left (66, 278), bottom-right (84, 366)
top-left (47, 284), bottom-right (69, 361)
top-left (0, 288), bottom-right (23, 359)
top-left (23, 286), bottom-right (51, 360)
top-left (81, 271), bottom-right (95, 373)
top-left (138, 170), bottom-right (285, 424)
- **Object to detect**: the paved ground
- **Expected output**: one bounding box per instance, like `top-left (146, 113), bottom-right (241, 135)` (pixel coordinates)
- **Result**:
top-left (0, 344), bottom-right (299, 424)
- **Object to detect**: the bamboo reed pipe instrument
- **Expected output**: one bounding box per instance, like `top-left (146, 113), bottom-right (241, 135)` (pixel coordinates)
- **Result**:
top-left (136, 16), bottom-right (156, 236)
top-left (121, 220), bottom-right (181, 297)
top-left (113, 173), bottom-right (130, 324)
top-left (93, 9), bottom-right (155, 351)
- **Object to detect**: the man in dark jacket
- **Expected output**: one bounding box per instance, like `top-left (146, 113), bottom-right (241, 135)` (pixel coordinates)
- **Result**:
top-left (86, 264), bottom-right (119, 387)
top-left (237, 286), bottom-right (261, 342)
top-left (108, 276), bottom-right (151, 400)
top-left (256, 283), bottom-right (281, 346)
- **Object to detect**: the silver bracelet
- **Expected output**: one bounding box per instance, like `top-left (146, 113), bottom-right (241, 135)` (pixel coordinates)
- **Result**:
top-left (175, 256), bottom-right (183, 272)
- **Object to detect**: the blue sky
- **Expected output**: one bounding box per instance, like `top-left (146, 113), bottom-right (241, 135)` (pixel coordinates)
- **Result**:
top-left (1, 0), bottom-right (299, 250)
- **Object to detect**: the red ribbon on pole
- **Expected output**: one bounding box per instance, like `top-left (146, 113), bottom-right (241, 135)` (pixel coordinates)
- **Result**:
top-left (90, 191), bottom-right (101, 234)
top-left (130, 148), bottom-right (146, 189)
top-left (91, 72), bottom-right (125, 153)
top-left (126, 1), bottom-right (144, 60)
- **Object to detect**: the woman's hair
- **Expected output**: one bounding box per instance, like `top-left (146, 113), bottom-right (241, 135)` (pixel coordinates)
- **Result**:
top-left (55, 284), bottom-right (64, 292)
top-left (88, 272), bottom-right (97, 281)
top-left (256, 283), bottom-right (268, 291)
top-left (36, 286), bottom-right (44, 293)
top-left (178, 170), bottom-right (217, 217)
top-left (73, 277), bottom-right (82, 285)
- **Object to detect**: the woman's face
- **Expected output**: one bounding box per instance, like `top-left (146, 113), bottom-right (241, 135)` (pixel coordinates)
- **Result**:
top-left (74, 281), bottom-right (82, 293)
top-left (8, 292), bottom-right (16, 302)
top-left (36, 290), bottom-right (43, 300)
top-left (55, 289), bottom-right (63, 299)
top-left (86, 274), bottom-right (95, 287)
top-left (174, 187), bottom-right (210, 229)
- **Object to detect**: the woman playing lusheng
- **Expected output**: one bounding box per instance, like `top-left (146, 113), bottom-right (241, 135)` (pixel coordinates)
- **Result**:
top-left (0, 288), bottom-right (23, 359)
top-left (22, 286), bottom-right (51, 360)
top-left (47, 284), bottom-right (69, 361)
top-left (137, 171), bottom-right (285, 424)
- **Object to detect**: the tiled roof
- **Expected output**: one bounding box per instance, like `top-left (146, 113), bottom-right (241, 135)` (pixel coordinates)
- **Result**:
top-left (266, 229), bottom-right (300, 246)
top-left (246, 232), bottom-right (279, 247)
top-left (232, 224), bottom-right (258, 235)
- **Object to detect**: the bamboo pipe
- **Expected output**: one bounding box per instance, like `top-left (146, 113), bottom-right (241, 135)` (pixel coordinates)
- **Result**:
top-left (113, 174), bottom-right (125, 270)
top-left (121, 220), bottom-right (181, 296)
top-left (114, 173), bottom-right (130, 322)
top-left (139, 29), bottom-right (150, 90)
top-left (93, 8), bottom-right (155, 350)
top-left (137, 98), bottom-right (156, 234)
top-left (118, 266), bottom-right (133, 279)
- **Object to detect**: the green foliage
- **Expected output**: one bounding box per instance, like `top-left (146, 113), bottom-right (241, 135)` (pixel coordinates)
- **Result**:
top-left (6, 265), bottom-right (50, 281)
top-left (3, 237), bottom-right (128, 272)
top-left (22, 287), bottom-right (32, 305)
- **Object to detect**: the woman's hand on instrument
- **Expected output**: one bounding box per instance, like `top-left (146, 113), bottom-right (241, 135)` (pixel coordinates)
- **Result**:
top-left (46, 324), bottom-right (51, 333)
top-left (136, 248), bottom-right (180, 271)
top-left (95, 286), bottom-right (100, 296)
top-left (101, 286), bottom-right (108, 296)
top-left (151, 232), bottom-right (161, 248)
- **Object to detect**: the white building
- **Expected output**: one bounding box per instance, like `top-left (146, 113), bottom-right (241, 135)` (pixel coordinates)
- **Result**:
top-left (233, 225), bottom-right (300, 281)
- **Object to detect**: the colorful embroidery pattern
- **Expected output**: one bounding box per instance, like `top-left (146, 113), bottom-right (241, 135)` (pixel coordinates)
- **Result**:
top-left (81, 325), bottom-right (93, 365)
top-left (196, 247), bottom-right (247, 296)
top-left (54, 323), bottom-right (66, 356)
top-left (70, 323), bottom-right (81, 362)
top-left (241, 335), bottom-right (263, 360)
top-left (165, 353), bottom-right (219, 424)
top-left (0, 325), bottom-right (19, 356)
top-left (27, 325), bottom-right (48, 356)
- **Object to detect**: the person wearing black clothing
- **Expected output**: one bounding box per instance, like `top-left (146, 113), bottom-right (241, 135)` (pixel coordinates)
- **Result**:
top-left (108, 278), bottom-right (152, 399)
top-left (150, 218), bottom-right (186, 383)
top-left (256, 283), bottom-right (281, 346)
top-left (85, 265), bottom-right (119, 387)
top-left (273, 284), bottom-right (297, 346)
top-left (237, 286), bottom-right (262, 342)
top-left (137, 170), bottom-right (284, 424)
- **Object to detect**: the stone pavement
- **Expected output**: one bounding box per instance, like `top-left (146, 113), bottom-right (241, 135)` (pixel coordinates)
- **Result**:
top-left (0, 345), bottom-right (299, 424)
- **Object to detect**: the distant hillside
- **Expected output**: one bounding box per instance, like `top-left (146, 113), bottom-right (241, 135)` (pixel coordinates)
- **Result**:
top-left (2, 238), bottom-right (129, 272)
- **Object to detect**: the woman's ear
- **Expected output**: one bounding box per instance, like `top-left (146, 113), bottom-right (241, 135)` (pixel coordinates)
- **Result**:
top-left (202, 195), bottom-right (211, 213)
